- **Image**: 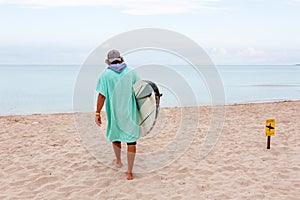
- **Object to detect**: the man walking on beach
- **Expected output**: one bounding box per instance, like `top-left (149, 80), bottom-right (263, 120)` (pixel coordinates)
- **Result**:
top-left (95, 50), bottom-right (141, 180)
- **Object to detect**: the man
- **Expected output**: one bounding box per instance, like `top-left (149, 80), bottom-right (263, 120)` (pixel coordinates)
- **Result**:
top-left (95, 50), bottom-right (141, 180)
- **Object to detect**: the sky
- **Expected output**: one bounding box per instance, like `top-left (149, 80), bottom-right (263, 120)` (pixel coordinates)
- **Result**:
top-left (0, 0), bottom-right (299, 65)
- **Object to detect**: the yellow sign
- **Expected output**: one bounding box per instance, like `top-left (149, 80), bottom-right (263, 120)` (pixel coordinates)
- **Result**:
top-left (266, 119), bottom-right (275, 136)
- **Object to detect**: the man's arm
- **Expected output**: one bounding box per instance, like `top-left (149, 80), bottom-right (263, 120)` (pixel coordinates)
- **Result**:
top-left (95, 93), bottom-right (106, 126)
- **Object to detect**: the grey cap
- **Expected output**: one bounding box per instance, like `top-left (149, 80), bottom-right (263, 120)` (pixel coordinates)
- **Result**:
top-left (107, 50), bottom-right (122, 63)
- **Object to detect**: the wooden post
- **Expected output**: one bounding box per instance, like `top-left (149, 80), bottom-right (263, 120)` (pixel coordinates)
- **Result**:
top-left (267, 136), bottom-right (271, 149)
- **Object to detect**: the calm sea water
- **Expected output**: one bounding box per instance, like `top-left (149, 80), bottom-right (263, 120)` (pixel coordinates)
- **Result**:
top-left (0, 65), bottom-right (299, 115)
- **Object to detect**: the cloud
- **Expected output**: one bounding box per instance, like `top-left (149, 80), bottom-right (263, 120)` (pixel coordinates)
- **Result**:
top-left (211, 47), bottom-right (228, 56)
top-left (208, 47), bottom-right (293, 65)
top-left (237, 47), bottom-right (266, 57)
top-left (0, 0), bottom-right (223, 15)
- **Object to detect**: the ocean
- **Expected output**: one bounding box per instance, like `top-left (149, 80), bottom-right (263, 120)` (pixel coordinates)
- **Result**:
top-left (0, 65), bottom-right (299, 116)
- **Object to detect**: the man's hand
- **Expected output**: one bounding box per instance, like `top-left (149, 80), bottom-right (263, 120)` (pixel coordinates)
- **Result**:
top-left (95, 115), bottom-right (102, 126)
top-left (95, 93), bottom-right (105, 127)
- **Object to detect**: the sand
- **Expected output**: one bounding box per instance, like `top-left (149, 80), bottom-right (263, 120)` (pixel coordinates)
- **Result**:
top-left (0, 101), bottom-right (299, 199)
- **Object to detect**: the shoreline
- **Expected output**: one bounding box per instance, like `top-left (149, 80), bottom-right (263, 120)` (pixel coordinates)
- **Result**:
top-left (1, 99), bottom-right (299, 117)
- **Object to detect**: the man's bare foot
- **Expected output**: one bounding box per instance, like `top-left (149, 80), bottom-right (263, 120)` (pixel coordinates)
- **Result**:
top-left (112, 159), bottom-right (123, 168)
top-left (126, 172), bottom-right (133, 180)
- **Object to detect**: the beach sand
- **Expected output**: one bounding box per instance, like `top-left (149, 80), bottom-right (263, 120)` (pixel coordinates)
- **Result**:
top-left (0, 101), bottom-right (299, 199)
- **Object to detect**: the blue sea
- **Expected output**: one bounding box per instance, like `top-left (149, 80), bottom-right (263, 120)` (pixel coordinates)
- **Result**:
top-left (0, 65), bottom-right (299, 116)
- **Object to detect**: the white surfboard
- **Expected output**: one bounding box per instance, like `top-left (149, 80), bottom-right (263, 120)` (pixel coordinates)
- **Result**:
top-left (133, 80), bottom-right (162, 136)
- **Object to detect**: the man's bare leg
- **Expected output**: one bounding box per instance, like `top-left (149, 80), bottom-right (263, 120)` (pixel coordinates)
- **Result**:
top-left (127, 144), bottom-right (136, 180)
top-left (112, 142), bottom-right (122, 168)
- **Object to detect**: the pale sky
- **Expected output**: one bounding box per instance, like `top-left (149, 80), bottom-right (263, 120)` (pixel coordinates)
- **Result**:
top-left (0, 0), bottom-right (299, 65)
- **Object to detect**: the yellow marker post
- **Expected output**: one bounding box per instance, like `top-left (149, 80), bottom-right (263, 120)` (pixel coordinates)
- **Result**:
top-left (265, 119), bottom-right (275, 149)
